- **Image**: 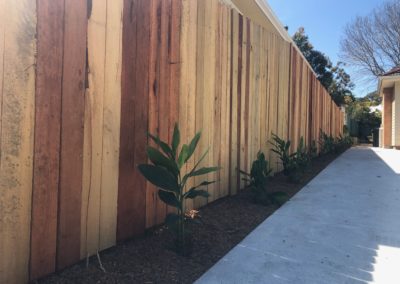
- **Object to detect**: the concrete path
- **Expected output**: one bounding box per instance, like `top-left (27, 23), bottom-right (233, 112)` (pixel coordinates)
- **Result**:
top-left (196, 147), bottom-right (400, 284)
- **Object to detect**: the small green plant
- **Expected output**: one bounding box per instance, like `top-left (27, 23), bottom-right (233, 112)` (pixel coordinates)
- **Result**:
top-left (333, 134), bottom-right (353, 153)
top-left (240, 152), bottom-right (288, 206)
top-left (269, 134), bottom-right (297, 176)
top-left (295, 137), bottom-right (311, 174)
top-left (319, 130), bottom-right (335, 155)
top-left (138, 124), bottom-right (219, 255)
top-left (319, 130), bottom-right (352, 155)
top-left (269, 135), bottom-right (312, 183)
top-left (309, 140), bottom-right (318, 159)
top-left (241, 152), bottom-right (271, 191)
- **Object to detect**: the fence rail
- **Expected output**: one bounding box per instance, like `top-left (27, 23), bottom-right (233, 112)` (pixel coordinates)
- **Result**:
top-left (0, 0), bottom-right (343, 282)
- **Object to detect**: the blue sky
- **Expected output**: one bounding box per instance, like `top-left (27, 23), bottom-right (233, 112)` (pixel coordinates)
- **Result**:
top-left (267, 0), bottom-right (383, 97)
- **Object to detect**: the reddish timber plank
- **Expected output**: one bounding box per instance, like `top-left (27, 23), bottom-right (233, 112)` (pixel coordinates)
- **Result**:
top-left (298, 56), bottom-right (303, 144)
top-left (146, 0), bottom-right (160, 229)
top-left (228, 9), bottom-right (234, 194)
top-left (117, 0), bottom-right (139, 241)
top-left (167, 0), bottom-right (181, 213)
top-left (169, 0), bottom-right (181, 141)
top-left (133, 0), bottom-right (151, 235)
top-left (290, 45), bottom-right (297, 152)
top-left (30, 0), bottom-right (64, 280)
top-left (118, 0), bottom-right (152, 240)
top-left (308, 70), bottom-right (313, 144)
top-left (287, 44), bottom-right (292, 141)
top-left (56, 0), bottom-right (87, 270)
top-left (156, 0), bottom-right (171, 223)
top-left (236, 14), bottom-right (243, 190)
top-left (243, 18), bottom-right (251, 175)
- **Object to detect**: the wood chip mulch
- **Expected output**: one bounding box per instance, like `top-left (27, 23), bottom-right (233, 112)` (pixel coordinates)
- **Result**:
top-left (37, 152), bottom-right (342, 284)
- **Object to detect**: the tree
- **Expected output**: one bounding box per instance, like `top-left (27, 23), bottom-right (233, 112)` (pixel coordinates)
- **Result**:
top-left (347, 96), bottom-right (382, 141)
top-left (360, 91), bottom-right (382, 105)
top-left (293, 28), bottom-right (354, 106)
top-left (329, 62), bottom-right (355, 105)
top-left (341, 0), bottom-right (400, 77)
top-left (293, 28), bottom-right (333, 90)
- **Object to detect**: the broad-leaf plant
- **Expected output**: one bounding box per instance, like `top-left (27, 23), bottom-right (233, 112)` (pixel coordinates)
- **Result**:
top-left (138, 124), bottom-right (219, 254)
top-left (241, 151), bottom-right (288, 206)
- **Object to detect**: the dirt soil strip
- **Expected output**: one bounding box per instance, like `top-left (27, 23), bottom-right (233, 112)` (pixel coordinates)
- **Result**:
top-left (38, 152), bottom-right (341, 284)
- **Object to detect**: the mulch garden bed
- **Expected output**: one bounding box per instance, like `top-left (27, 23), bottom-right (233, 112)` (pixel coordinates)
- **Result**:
top-left (37, 152), bottom-right (343, 284)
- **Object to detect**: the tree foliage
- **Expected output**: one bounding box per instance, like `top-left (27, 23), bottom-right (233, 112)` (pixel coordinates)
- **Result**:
top-left (329, 63), bottom-right (355, 105)
top-left (359, 91), bottom-right (382, 106)
top-left (293, 28), bottom-right (333, 89)
top-left (293, 28), bottom-right (354, 106)
top-left (347, 96), bottom-right (382, 141)
top-left (341, 0), bottom-right (400, 77)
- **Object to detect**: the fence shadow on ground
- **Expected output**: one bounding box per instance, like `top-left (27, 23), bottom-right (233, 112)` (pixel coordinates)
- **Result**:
top-left (196, 147), bottom-right (400, 283)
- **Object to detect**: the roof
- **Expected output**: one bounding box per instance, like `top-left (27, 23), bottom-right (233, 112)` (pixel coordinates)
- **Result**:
top-left (227, 0), bottom-right (317, 77)
top-left (378, 67), bottom-right (400, 95)
top-left (382, 66), bottom-right (400, 76)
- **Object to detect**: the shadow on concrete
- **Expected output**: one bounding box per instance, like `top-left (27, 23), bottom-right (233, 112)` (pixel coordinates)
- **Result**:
top-left (196, 147), bottom-right (400, 284)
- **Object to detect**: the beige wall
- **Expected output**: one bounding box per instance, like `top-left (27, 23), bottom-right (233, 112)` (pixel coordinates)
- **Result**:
top-left (383, 88), bottom-right (393, 147)
top-left (394, 82), bottom-right (400, 146)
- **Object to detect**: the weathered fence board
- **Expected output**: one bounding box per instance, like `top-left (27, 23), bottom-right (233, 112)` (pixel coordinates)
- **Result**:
top-left (57, 0), bottom-right (87, 270)
top-left (80, 0), bottom-right (123, 259)
top-left (0, 0), bottom-right (345, 281)
top-left (0, 1), bottom-right (36, 283)
top-left (82, 0), bottom-right (107, 257)
top-left (30, 0), bottom-right (64, 279)
top-left (178, 0), bottom-right (197, 213)
top-left (229, 9), bottom-right (239, 194)
top-left (117, 0), bottom-right (152, 241)
top-left (99, 0), bottom-right (123, 252)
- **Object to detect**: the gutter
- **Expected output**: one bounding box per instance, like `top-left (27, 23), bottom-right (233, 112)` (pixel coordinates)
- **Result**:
top-left (378, 74), bottom-right (400, 96)
top-left (254, 0), bottom-right (318, 77)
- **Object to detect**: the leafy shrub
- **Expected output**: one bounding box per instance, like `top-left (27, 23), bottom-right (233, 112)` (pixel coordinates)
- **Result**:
top-left (334, 134), bottom-right (353, 153)
top-left (319, 130), bottom-right (353, 155)
top-left (319, 130), bottom-right (335, 155)
top-left (269, 134), bottom-right (297, 178)
top-left (269, 134), bottom-right (312, 183)
top-left (241, 151), bottom-right (271, 191)
top-left (138, 124), bottom-right (219, 255)
top-left (240, 152), bottom-right (288, 206)
top-left (342, 135), bottom-right (353, 147)
top-left (295, 137), bottom-right (311, 174)
top-left (309, 140), bottom-right (318, 159)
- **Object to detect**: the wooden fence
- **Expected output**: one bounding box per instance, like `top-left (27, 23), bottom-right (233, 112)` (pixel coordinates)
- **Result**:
top-left (0, 0), bottom-right (343, 282)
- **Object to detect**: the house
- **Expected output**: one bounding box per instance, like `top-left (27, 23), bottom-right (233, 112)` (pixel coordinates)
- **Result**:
top-left (379, 66), bottom-right (400, 149)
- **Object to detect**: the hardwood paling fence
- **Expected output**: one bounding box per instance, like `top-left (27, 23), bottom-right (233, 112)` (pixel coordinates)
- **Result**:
top-left (0, 0), bottom-right (343, 282)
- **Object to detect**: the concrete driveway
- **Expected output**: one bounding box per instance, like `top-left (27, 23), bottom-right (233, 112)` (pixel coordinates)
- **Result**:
top-left (196, 147), bottom-right (400, 284)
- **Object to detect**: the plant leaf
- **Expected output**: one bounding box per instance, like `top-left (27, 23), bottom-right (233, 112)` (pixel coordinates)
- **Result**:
top-left (172, 123), bottom-right (180, 157)
top-left (239, 169), bottom-right (251, 177)
top-left (184, 181), bottom-right (216, 196)
top-left (148, 133), bottom-right (173, 158)
top-left (192, 148), bottom-right (209, 171)
top-left (190, 167), bottom-right (220, 177)
top-left (285, 141), bottom-right (291, 150)
top-left (146, 146), bottom-right (179, 176)
top-left (178, 144), bottom-right (189, 169)
top-left (181, 148), bottom-right (210, 186)
top-left (184, 189), bottom-right (210, 199)
top-left (138, 164), bottom-right (179, 193)
top-left (158, 190), bottom-right (181, 209)
top-left (196, 180), bottom-right (216, 187)
top-left (186, 132), bottom-right (201, 162)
